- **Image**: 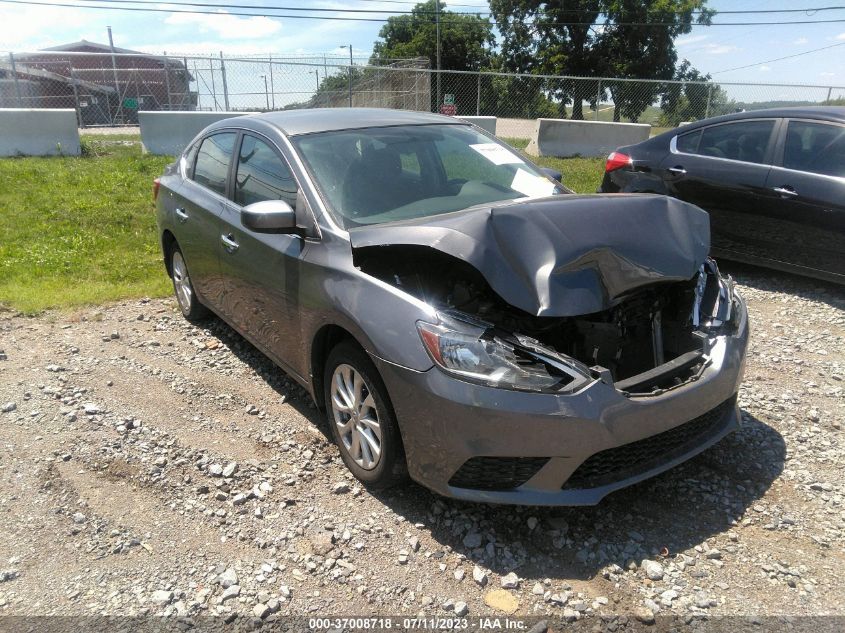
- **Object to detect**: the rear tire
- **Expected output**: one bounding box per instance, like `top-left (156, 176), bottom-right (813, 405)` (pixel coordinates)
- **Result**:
top-left (169, 246), bottom-right (209, 321)
top-left (323, 341), bottom-right (407, 489)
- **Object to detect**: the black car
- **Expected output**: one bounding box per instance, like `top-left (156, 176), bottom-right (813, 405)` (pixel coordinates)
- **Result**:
top-left (599, 107), bottom-right (845, 284)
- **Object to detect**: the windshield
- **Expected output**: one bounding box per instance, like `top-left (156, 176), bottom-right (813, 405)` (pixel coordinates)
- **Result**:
top-left (292, 124), bottom-right (564, 227)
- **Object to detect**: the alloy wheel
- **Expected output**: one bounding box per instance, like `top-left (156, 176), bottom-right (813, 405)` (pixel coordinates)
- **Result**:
top-left (171, 250), bottom-right (193, 313)
top-left (330, 363), bottom-right (383, 470)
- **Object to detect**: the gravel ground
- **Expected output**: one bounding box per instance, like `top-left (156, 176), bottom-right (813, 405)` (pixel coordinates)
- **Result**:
top-left (0, 265), bottom-right (843, 630)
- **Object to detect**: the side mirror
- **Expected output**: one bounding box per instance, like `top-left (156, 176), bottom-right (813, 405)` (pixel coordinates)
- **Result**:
top-left (539, 167), bottom-right (563, 183)
top-left (241, 199), bottom-right (299, 234)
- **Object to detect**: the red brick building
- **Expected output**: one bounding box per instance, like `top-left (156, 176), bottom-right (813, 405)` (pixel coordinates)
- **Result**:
top-left (5, 40), bottom-right (196, 125)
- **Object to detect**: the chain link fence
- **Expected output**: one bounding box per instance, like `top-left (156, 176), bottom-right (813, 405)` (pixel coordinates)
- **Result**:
top-left (2, 50), bottom-right (844, 133)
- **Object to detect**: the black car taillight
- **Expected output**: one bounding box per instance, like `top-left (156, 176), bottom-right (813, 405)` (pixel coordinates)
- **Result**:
top-left (153, 178), bottom-right (161, 201)
top-left (605, 151), bottom-right (632, 173)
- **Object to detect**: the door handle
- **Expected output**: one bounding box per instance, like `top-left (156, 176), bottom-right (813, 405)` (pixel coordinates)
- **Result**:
top-left (221, 233), bottom-right (239, 253)
top-left (666, 166), bottom-right (687, 176)
top-left (772, 186), bottom-right (798, 197)
top-left (174, 207), bottom-right (188, 223)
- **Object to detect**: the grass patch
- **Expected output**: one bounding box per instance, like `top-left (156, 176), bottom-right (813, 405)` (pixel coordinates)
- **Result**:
top-left (503, 137), bottom-right (605, 194)
top-left (0, 142), bottom-right (172, 314)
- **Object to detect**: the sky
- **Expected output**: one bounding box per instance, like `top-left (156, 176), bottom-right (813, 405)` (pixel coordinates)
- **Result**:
top-left (1, 0), bottom-right (844, 87)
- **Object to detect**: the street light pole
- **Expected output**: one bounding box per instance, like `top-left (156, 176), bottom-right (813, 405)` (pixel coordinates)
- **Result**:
top-left (259, 74), bottom-right (269, 110)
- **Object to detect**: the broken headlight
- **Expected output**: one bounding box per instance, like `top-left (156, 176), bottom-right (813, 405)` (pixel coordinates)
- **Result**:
top-left (417, 318), bottom-right (591, 393)
top-left (693, 258), bottom-right (739, 331)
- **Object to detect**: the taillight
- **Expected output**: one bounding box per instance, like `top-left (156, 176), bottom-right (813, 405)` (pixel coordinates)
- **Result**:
top-left (605, 151), bottom-right (632, 173)
top-left (153, 178), bottom-right (161, 201)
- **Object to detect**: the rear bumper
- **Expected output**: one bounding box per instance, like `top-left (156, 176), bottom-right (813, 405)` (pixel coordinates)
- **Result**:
top-left (375, 296), bottom-right (749, 506)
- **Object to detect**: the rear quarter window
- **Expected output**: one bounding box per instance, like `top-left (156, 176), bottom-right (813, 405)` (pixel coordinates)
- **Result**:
top-left (193, 132), bottom-right (237, 196)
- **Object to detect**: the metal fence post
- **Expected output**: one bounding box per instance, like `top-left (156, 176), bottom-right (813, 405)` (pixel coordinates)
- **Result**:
top-left (164, 61), bottom-right (172, 111)
top-left (705, 83), bottom-right (713, 118)
top-left (69, 67), bottom-right (82, 126)
top-left (476, 73), bottom-right (481, 116)
top-left (269, 54), bottom-right (275, 110)
top-left (209, 55), bottom-right (217, 111)
top-left (8, 52), bottom-right (23, 107)
top-left (220, 51), bottom-right (230, 111)
top-left (595, 79), bottom-right (601, 121)
top-left (826, 86), bottom-right (833, 104)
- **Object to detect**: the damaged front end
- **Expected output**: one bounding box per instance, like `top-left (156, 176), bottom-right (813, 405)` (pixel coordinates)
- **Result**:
top-left (356, 245), bottom-right (739, 396)
top-left (350, 195), bottom-right (743, 397)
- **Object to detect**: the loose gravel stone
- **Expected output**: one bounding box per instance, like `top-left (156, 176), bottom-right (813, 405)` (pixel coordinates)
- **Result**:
top-left (642, 560), bottom-right (665, 581)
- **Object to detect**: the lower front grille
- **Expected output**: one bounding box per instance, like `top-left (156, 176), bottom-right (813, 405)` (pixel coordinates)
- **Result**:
top-left (449, 456), bottom-right (550, 491)
top-left (562, 397), bottom-right (735, 490)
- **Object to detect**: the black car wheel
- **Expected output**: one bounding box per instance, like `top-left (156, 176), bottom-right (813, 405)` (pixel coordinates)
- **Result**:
top-left (170, 246), bottom-right (209, 321)
top-left (323, 341), bottom-right (407, 489)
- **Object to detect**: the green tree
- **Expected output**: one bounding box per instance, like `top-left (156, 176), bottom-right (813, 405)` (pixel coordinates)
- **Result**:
top-left (371, 0), bottom-right (494, 71)
top-left (490, 0), bottom-right (713, 120)
top-left (659, 59), bottom-right (734, 125)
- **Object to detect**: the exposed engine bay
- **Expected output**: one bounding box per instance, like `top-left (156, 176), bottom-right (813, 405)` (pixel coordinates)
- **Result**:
top-left (354, 245), bottom-right (737, 396)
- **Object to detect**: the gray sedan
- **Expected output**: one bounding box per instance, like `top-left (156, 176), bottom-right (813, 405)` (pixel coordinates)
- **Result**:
top-left (154, 108), bottom-right (749, 505)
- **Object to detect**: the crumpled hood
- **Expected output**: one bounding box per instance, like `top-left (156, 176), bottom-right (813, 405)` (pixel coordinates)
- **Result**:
top-left (348, 194), bottom-right (710, 317)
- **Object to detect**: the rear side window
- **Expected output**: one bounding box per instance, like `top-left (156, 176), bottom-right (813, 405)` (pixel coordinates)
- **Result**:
top-left (783, 120), bottom-right (845, 177)
top-left (234, 135), bottom-right (298, 207)
top-left (679, 120), bottom-right (775, 165)
top-left (193, 132), bottom-right (236, 196)
top-left (676, 129), bottom-right (701, 154)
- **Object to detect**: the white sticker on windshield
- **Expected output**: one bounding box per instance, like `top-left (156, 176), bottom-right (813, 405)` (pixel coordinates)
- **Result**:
top-left (469, 143), bottom-right (523, 165)
top-left (510, 168), bottom-right (557, 198)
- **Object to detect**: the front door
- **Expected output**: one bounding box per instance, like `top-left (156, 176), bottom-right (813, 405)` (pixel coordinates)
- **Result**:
top-left (216, 133), bottom-right (306, 374)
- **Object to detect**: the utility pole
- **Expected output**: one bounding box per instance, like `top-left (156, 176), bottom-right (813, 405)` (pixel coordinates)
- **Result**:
top-left (107, 26), bottom-right (123, 124)
top-left (435, 0), bottom-right (441, 110)
top-left (341, 44), bottom-right (353, 107)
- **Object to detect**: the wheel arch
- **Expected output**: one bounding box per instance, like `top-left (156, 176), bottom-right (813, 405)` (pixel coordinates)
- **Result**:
top-left (161, 230), bottom-right (178, 276)
top-left (310, 324), bottom-right (365, 411)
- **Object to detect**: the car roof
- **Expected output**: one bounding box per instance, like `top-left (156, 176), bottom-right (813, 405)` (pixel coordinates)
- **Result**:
top-left (681, 106), bottom-right (845, 129)
top-left (216, 108), bottom-right (466, 137)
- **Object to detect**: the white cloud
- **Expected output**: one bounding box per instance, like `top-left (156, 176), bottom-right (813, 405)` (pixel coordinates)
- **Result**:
top-left (704, 44), bottom-right (739, 55)
top-left (836, 32), bottom-right (845, 40)
top-left (0, 3), bottom-right (90, 50)
top-left (164, 11), bottom-right (282, 40)
top-left (820, 71), bottom-right (835, 77)
top-left (793, 37), bottom-right (809, 45)
top-left (759, 65), bottom-right (771, 72)
top-left (676, 35), bottom-right (708, 47)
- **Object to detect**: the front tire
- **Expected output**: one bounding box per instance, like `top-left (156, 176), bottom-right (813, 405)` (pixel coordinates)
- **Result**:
top-left (323, 342), bottom-right (407, 489)
top-left (170, 246), bottom-right (209, 321)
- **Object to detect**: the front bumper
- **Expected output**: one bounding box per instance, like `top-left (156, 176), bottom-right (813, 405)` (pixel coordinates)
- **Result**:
top-left (375, 296), bottom-right (749, 506)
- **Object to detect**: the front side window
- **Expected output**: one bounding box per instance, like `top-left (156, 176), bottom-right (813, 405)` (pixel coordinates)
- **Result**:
top-left (293, 124), bottom-right (563, 227)
top-left (783, 120), bottom-right (845, 177)
top-left (193, 132), bottom-right (236, 196)
top-left (234, 135), bottom-right (298, 207)
top-left (677, 120), bottom-right (775, 165)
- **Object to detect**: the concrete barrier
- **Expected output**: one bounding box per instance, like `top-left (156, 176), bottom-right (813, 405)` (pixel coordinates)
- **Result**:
top-left (526, 118), bottom-right (651, 158)
top-left (0, 109), bottom-right (80, 156)
top-left (458, 116), bottom-right (497, 135)
top-left (139, 111), bottom-right (258, 155)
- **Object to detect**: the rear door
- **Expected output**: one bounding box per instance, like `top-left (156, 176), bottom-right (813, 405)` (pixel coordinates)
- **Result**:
top-left (659, 118), bottom-right (779, 261)
top-left (763, 118), bottom-right (845, 281)
top-left (217, 132), bottom-right (307, 372)
top-left (170, 131), bottom-right (237, 307)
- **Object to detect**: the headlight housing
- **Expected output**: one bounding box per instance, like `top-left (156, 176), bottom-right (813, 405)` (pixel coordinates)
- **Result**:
top-left (693, 258), bottom-right (739, 331)
top-left (417, 314), bottom-right (592, 393)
